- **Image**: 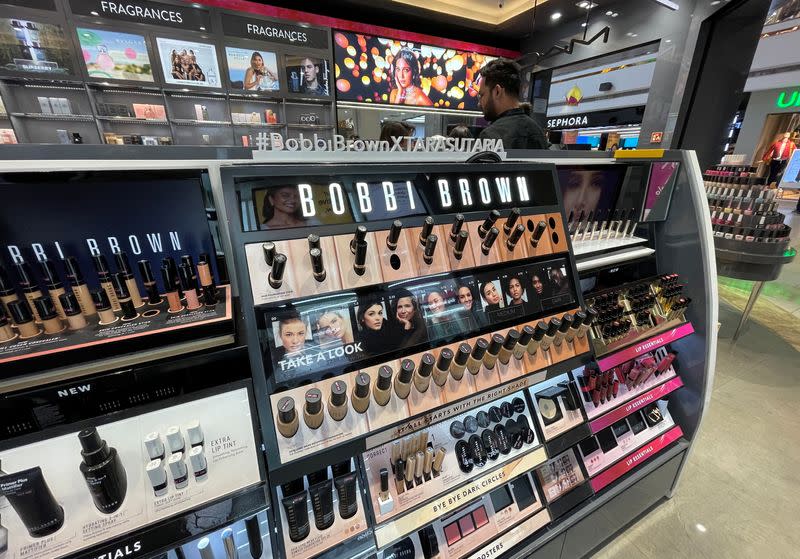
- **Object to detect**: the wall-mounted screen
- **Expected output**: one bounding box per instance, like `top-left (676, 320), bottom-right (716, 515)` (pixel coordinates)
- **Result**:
top-left (284, 55), bottom-right (329, 96)
top-left (225, 47), bottom-right (279, 91)
top-left (0, 18), bottom-right (73, 75)
top-left (156, 36), bottom-right (220, 88)
top-left (77, 27), bottom-right (154, 82)
top-left (332, 30), bottom-right (493, 110)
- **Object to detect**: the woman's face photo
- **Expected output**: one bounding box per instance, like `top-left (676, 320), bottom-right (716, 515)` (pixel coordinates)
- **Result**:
top-left (508, 278), bottom-right (524, 301)
top-left (252, 54), bottom-right (263, 70)
top-left (362, 304), bottom-right (384, 331)
top-left (483, 282), bottom-right (501, 305)
top-left (532, 275), bottom-right (544, 295)
top-left (562, 170), bottom-right (605, 216)
top-left (269, 187), bottom-right (300, 215)
top-left (457, 287), bottom-right (473, 311)
top-left (427, 291), bottom-right (445, 315)
top-left (395, 57), bottom-right (413, 88)
top-left (396, 296), bottom-right (415, 321)
top-left (279, 319), bottom-right (306, 353)
top-left (317, 312), bottom-right (344, 341)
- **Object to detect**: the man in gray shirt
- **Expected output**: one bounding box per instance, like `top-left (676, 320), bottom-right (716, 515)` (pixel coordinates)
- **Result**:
top-left (477, 58), bottom-right (549, 150)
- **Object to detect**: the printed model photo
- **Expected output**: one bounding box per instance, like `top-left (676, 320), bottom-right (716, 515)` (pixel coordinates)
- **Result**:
top-left (252, 183), bottom-right (353, 230)
top-left (285, 55), bottom-right (329, 96)
top-left (156, 37), bottom-right (220, 88)
top-left (226, 47), bottom-right (279, 91)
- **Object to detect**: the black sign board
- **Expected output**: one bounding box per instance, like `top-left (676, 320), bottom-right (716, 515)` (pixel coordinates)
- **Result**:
top-left (69, 0), bottom-right (211, 31)
top-left (546, 105), bottom-right (646, 130)
top-left (221, 13), bottom-right (329, 49)
top-left (1, 0), bottom-right (56, 10)
top-left (423, 170), bottom-right (559, 213)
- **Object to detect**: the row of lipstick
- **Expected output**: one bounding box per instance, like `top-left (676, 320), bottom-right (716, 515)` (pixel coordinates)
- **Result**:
top-left (566, 209), bottom-right (639, 243)
top-left (710, 210), bottom-right (785, 230)
top-left (262, 208), bottom-right (551, 286)
top-left (712, 224), bottom-right (792, 244)
top-left (274, 310), bottom-right (596, 438)
top-left (703, 172), bottom-right (766, 184)
top-left (577, 352), bottom-right (676, 407)
top-left (0, 253), bottom-right (218, 343)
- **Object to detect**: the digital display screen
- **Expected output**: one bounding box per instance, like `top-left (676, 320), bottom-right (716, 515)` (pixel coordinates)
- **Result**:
top-left (156, 36), bottom-right (221, 88)
top-left (226, 47), bottom-right (279, 91)
top-left (77, 27), bottom-right (153, 82)
top-left (332, 30), bottom-right (493, 110)
top-left (245, 182), bottom-right (355, 231)
top-left (0, 18), bottom-right (73, 75)
top-left (557, 165), bottom-right (624, 219)
top-left (285, 54), bottom-right (330, 96)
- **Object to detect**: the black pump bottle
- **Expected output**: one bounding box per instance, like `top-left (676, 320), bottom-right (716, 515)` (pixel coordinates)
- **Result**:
top-left (78, 427), bottom-right (128, 514)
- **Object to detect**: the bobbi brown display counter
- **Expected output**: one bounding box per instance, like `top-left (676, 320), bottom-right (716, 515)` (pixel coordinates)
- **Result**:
top-left (213, 147), bottom-right (716, 559)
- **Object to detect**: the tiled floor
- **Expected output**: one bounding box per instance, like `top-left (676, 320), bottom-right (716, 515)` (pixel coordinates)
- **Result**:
top-left (592, 203), bottom-right (800, 558)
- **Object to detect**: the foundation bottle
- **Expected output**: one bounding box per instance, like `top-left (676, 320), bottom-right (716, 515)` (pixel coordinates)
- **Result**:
top-left (528, 322), bottom-right (548, 355)
top-left (566, 311), bottom-right (585, 343)
top-left (540, 319), bottom-right (560, 352)
top-left (414, 353), bottom-right (435, 393)
top-left (352, 372), bottom-right (371, 413)
top-left (33, 296), bottom-right (65, 335)
top-left (179, 263), bottom-right (202, 311)
top-left (197, 253), bottom-right (218, 305)
top-left (554, 314), bottom-right (573, 347)
top-left (65, 256), bottom-right (98, 317)
top-left (7, 299), bottom-right (41, 339)
top-left (373, 365), bottom-right (393, 406)
top-left (161, 266), bottom-right (184, 313)
top-left (137, 260), bottom-right (162, 305)
top-left (115, 252), bottom-right (144, 308)
top-left (328, 380), bottom-right (349, 421)
top-left (112, 273), bottom-right (139, 321)
top-left (180, 255), bottom-right (198, 290)
top-left (276, 396), bottom-right (299, 438)
top-left (304, 388), bottom-right (324, 429)
top-left (467, 338), bottom-right (488, 375)
top-left (515, 325), bottom-right (534, 360)
top-left (498, 329), bottom-right (520, 365)
top-left (450, 343), bottom-right (470, 380)
top-left (92, 254), bottom-right (122, 312)
top-left (16, 262), bottom-right (44, 322)
top-left (39, 259), bottom-right (66, 319)
top-left (577, 308), bottom-right (597, 338)
top-left (0, 265), bottom-right (19, 317)
top-left (395, 359), bottom-right (415, 399)
top-left (432, 348), bottom-right (453, 387)
top-left (0, 307), bottom-right (17, 343)
top-left (91, 289), bottom-right (118, 325)
top-left (483, 334), bottom-right (503, 370)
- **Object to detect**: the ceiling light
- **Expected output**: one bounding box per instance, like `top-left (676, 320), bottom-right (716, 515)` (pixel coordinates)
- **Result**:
top-left (578, 1), bottom-right (589, 7)
top-left (551, 12), bottom-right (562, 20)
top-left (577, 1), bottom-right (598, 8)
top-left (581, 22), bottom-right (587, 27)
top-left (613, 12), bottom-right (619, 17)
top-left (711, 0), bottom-right (720, 4)
top-left (650, 0), bottom-right (679, 9)
top-left (606, 10), bottom-right (613, 15)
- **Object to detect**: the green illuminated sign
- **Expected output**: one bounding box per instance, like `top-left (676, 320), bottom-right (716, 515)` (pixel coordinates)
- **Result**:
top-left (776, 90), bottom-right (800, 108)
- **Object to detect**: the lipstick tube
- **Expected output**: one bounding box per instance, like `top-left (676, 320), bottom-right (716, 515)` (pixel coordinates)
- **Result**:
top-left (39, 259), bottom-right (66, 320)
top-left (16, 262), bottom-right (44, 322)
top-left (387, 220), bottom-right (403, 251)
top-left (262, 242), bottom-right (276, 266)
top-left (0, 265), bottom-right (19, 318)
top-left (91, 289), bottom-right (118, 325)
top-left (481, 227), bottom-right (499, 255)
top-left (498, 329), bottom-right (519, 365)
top-left (449, 214), bottom-right (464, 242)
top-left (423, 234), bottom-right (438, 265)
top-left (530, 220), bottom-right (547, 248)
top-left (528, 321), bottom-right (547, 355)
top-left (63, 257), bottom-right (97, 318)
top-left (373, 365), bottom-right (393, 406)
top-left (572, 210), bottom-right (585, 240)
top-left (515, 325), bottom-right (534, 360)
top-left (179, 264), bottom-right (202, 310)
top-left (483, 334), bottom-right (503, 370)
top-left (92, 254), bottom-right (122, 312)
top-left (112, 273), bottom-right (139, 320)
top-left (8, 299), bottom-right (41, 339)
top-left (0, 307), bottom-right (17, 342)
top-left (453, 229), bottom-right (468, 260)
top-left (395, 359), bottom-right (414, 399)
top-left (351, 225), bottom-right (367, 253)
top-left (467, 338), bottom-right (488, 375)
top-left (478, 210), bottom-right (500, 238)
top-left (137, 260), bottom-right (162, 305)
top-left (310, 248), bottom-right (326, 283)
top-left (197, 253), bottom-right (218, 306)
top-left (161, 267), bottom-right (183, 313)
top-left (450, 343), bottom-right (470, 380)
top-left (115, 252), bottom-right (144, 308)
top-left (506, 223), bottom-right (525, 251)
top-left (553, 314), bottom-right (573, 347)
top-left (540, 318), bottom-right (560, 352)
top-left (433, 348), bottom-right (453, 386)
top-left (33, 296), bottom-right (65, 334)
top-left (414, 353), bottom-right (434, 393)
top-left (504, 207), bottom-right (521, 234)
top-left (353, 241), bottom-right (367, 276)
top-left (419, 217), bottom-right (434, 247)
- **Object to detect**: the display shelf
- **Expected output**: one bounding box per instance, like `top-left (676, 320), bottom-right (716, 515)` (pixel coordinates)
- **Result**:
top-left (96, 116), bottom-right (170, 125)
top-left (285, 98), bottom-right (333, 105)
top-left (232, 122), bottom-right (284, 128)
top-left (589, 376), bottom-right (683, 433)
top-left (286, 123), bottom-right (335, 129)
top-left (165, 93), bottom-right (229, 101)
top-left (575, 246), bottom-right (656, 273)
top-left (460, 507), bottom-right (552, 559)
top-left (372, 446), bottom-right (548, 548)
top-left (543, 423), bottom-right (592, 458)
top-left (571, 234), bottom-right (648, 257)
top-left (171, 118), bottom-right (233, 127)
top-left (10, 112), bottom-right (95, 121)
top-left (595, 321), bottom-right (694, 372)
top-left (590, 425), bottom-right (684, 492)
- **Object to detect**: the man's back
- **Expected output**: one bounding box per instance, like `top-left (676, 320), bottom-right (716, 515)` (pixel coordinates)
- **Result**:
top-left (479, 108), bottom-right (549, 150)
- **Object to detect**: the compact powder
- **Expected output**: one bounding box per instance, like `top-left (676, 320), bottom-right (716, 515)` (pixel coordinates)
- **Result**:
top-left (444, 522), bottom-right (461, 546)
top-left (472, 506), bottom-right (489, 528)
top-left (458, 515), bottom-right (475, 537)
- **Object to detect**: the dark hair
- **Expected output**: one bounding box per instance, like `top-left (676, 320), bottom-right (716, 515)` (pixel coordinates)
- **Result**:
top-left (261, 186), bottom-right (303, 224)
top-left (391, 48), bottom-right (421, 88)
top-left (357, 294), bottom-right (385, 328)
top-left (519, 102), bottom-right (532, 115)
top-left (477, 58), bottom-right (522, 98)
top-left (380, 120), bottom-right (413, 143)
top-left (449, 125), bottom-right (473, 139)
top-left (480, 281), bottom-right (496, 302)
top-left (505, 275), bottom-right (524, 293)
top-left (392, 288), bottom-right (424, 327)
top-left (278, 312), bottom-right (303, 333)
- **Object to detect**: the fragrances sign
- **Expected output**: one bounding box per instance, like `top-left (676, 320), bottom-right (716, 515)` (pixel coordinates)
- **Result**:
top-left (68, 0), bottom-right (211, 31)
top-left (0, 387), bottom-right (260, 559)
